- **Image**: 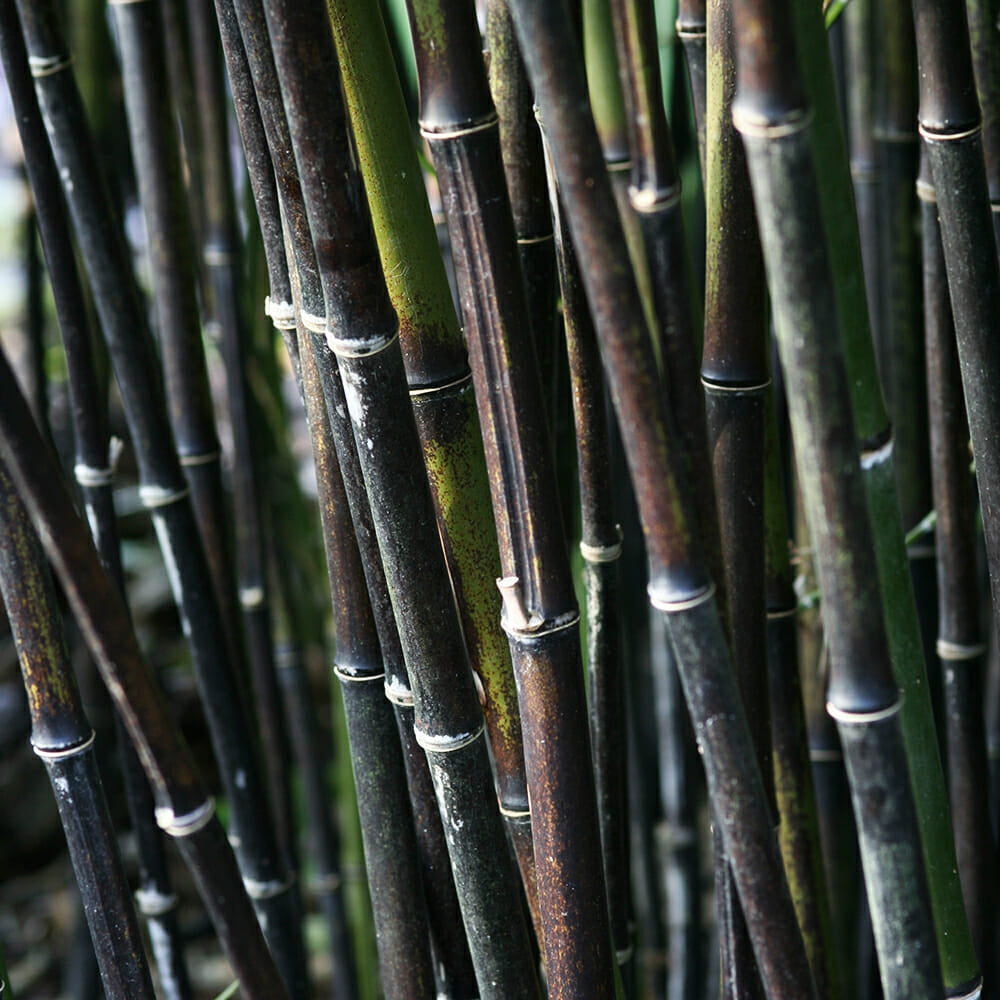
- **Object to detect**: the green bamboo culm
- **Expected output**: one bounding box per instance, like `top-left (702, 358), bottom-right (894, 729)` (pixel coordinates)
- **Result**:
top-left (792, 0), bottom-right (981, 988)
top-left (731, 0), bottom-right (944, 993)
top-left (0, 344), bottom-right (290, 1000)
top-left (507, 5), bottom-right (818, 999)
top-left (325, 0), bottom-right (539, 925)
top-left (0, 463), bottom-right (156, 1000)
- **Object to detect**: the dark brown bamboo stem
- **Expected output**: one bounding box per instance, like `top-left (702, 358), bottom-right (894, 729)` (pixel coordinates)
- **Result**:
top-left (507, 4), bottom-right (818, 998)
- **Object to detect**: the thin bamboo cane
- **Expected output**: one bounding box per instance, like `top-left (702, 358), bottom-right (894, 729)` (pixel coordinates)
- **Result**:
top-left (184, 0), bottom-right (299, 884)
top-left (731, 0), bottom-right (944, 994)
top-left (0, 17), bottom-right (194, 995)
top-left (912, 0), bottom-right (1000, 694)
top-left (406, 2), bottom-right (618, 993)
top-left (0, 344), bottom-right (289, 1000)
top-left (325, 0), bottom-right (538, 923)
top-left (486, 0), bottom-right (560, 411)
top-left (965, 0), bottom-right (1000, 251)
top-left (262, 5), bottom-right (542, 994)
top-left (294, 317), bottom-right (436, 1000)
top-left (763, 395), bottom-right (841, 1000)
top-left (547, 164), bottom-right (632, 979)
top-left (109, 0), bottom-right (248, 724)
top-left (214, 3), bottom-right (477, 986)
top-left (919, 151), bottom-right (997, 990)
top-left (0, 464), bottom-right (155, 1000)
top-left (11, 5), bottom-right (310, 991)
top-left (699, 0), bottom-right (770, 993)
top-left (507, 5), bottom-right (817, 998)
top-left (675, 0), bottom-right (706, 167)
top-left (792, 0), bottom-right (981, 986)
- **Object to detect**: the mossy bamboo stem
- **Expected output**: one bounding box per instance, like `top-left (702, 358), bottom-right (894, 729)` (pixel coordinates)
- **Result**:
top-left (12, 5), bottom-right (310, 989)
top-left (507, 5), bottom-right (817, 998)
top-left (0, 466), bottom-right (155, 1000)
top-left (919, 154), bottom-right (997, 988)
top-left (732, 0), bottom-right (944, 993)
top-left (326, 0), bottom-right (537, 919)
top-left (0, 343), bottom-right (289, 1000)
top-left (406, 1), bottom-right (618, 992)
top-left (793, 0), bottom-right (980, 985)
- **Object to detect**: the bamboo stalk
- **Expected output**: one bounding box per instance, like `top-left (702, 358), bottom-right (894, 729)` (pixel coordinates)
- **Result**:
top-left (919, 150), bottom-right (997, 990)
top-left (406, 2), bottom-right (620, 993)
top-left (215, 1), bottom-right (478, 986)
top-left (965, 0), bottom-right (1000, 250)
top-left (294, 317), bottom-right (436, 1000)
top-left (506, 5), bottom-right (817, 998)
top-left (184, 0), bottom-right (299, 884)
top-left (0, 15), bottom-right (194, 995)
top-left (731, 0), bottom-right (944, 994)
top-left (261, 5), bottom-right (542, 994)
top-left (793, 0), bottom-right (982, 985)
top-left (675, 0), bottom-right (706, 167)
top-left (0, 340), bottom-right (289, 1000)
top-left (11, 5), bottom-right (310, 991)
top-left (0, 464), bottom-right (156, 1000)
top-left (547, 155), bottom-right (632, 978)
top-left (325, 0), bottom-right (539, 924)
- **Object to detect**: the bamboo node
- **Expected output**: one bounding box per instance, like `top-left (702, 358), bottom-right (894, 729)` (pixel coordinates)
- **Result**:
top-left (414, 724), bottom-right (484, 754)
top-left (28, 55), bottom-right (73, 78)
top-left (580, 529), bottom-right (623, 564)
top-left (916, 179), bottom-right (937, 203)
top-left (327, 326), bottom-right (400, 359)
top-left (809, 747), bottom-right (843, 762)
top-left (139, 483), bottom-right (190, 509)
top-left (630, 184), bottom-right (681, 214)
top-left (826, 698), bottom-right (902, 725)
top-left (517, 233), bottom-right (554, 246)
top-left (384, 676), bottom-right (415, 706)
top-left (33, 729), bottom-right (96, 760)
top-left (499, 804), bottom-right (531, 819)
top-left (420, 112), bottom-right (499, 141)
top-left (917, 122), bottom-right (983, 143)
top-left (74, 463), bottom-right (114, 487)
top-left (333, 664), bottom-right (385, 683)
top-left (647, 581), bottom-right (715, 613)
top-left (311, 872), bottom-right (343, 894)
top-left (859, 436), bottom-right (894, 469)
top-left (244, 874), bottom-right (296, 900)
top-left (496, 576), bottom-right (542, 631)
top-left (948, 976), bottom-right (983, 1000)
top-left (675, 20), bottom-right (707, 39)
top-left (134, 888), bottom-right (179, 917)
top-left (408, 371), bottom-right (474, 398)
top-left (203, 245), bottom-right (235, 266)
top-left (936, 639), bottom-right (987, 661)
top-left (616, 945), bottom-right (635, 965)
top-left (701, 376), bottom-right (771, 394)
top-left (732, 106), bottom-right (813, 140)
top-left (238, 586), bottom-right (265, 609)
top-left (766, 606), bottom-right (797, 620)
top-left (180, 449), bottom-right (221, 468)
top-left (265, 296), bottom-right (296, 330)
top-left (300, 310), bottom-right (326, 335)
top-left (108, 0), bottom-right (151, 6)
top-left (156, 798), bottom-right (215, 837)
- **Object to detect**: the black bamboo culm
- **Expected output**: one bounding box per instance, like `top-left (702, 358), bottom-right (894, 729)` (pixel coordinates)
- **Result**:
top-left (407, 2), bottom-right (618, 994)
top-left (261, 4), bottom-right (542, 995)
top-left (10, 5), bottom-right (310, 993)
top-left (0, 13), bottom-right (194, 994)
top-left (0, 343), bottom-right (290, 1000)
top-left (506, 4), bottom-right (817, 999)
top-left (965, 0), bottom-right (1000, 251)
top-left (919, 151), bottom-right (998, 988)
top-left (327, 0), bottom-right (539, 934)
top-left (183, 0), bottom-right (299, 881)
top-left (486, 0), bottom-right (560, 421)
top-left (763, 391), bottom-right (841, 1000)
top-left (294, 322), bottom-right (436, 1000)
top-left (699, 0), bottom-right (771, 991)
top-left (911, 0), bottom-right (1000, 650)
top-left (214, 0), bottom-right (477, 987)
top-left (0, 463), bottom-right (155, 1000)
top-left (547, 158), bottom-right (631, 979)
top-left (110, 0), bottom-right (247, 683)
top-left (730, 0), bottom-right (943, 994)
top-left (675, 0), bottom-right (706, 167)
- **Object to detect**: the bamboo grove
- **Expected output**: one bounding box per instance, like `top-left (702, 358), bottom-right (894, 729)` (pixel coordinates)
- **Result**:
top-left (0, 0), bottom-right (997, 997)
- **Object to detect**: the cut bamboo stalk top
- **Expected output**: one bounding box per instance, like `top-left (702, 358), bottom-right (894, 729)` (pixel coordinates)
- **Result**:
top-left (912, 0), bottom-right (981, 133)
